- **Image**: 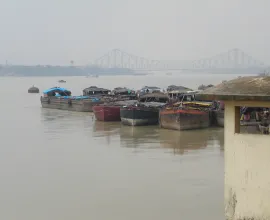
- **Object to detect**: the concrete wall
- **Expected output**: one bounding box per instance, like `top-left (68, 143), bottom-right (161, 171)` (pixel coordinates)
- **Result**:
top-left (224, 101), bottom-right (270, 220)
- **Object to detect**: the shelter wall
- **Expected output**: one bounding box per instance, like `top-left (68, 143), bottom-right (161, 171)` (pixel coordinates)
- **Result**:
top-left (224, 101), bottom-right (270, 220)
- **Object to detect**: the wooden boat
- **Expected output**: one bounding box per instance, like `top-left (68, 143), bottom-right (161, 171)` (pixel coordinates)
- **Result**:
top-left (40, 87), bottom-right (102, 112)
top-left (159, 102), bottom-right (212, 131)
top-left (159, 92), bottom-right (212, 130)
top-left (58, 80), bottom-right (66, 83)
top-left (120, 93), bottom-right (168, 126)
top-left (28, 85), bottom-right (39, 93)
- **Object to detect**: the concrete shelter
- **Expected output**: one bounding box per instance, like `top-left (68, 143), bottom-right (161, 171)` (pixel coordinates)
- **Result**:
top-left (198, 76), bottom-right (270, 220)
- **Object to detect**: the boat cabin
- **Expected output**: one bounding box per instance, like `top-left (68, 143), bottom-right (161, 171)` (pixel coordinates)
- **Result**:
top-left (168, 91), bottom-right (213, 110)
top-left (43, 87), bottom-right (71, 97)
top-left (83, 86), bottom-right (111, 96)
top-left (139, 93), bottom-right (169, 103)
top-left (169, 90), bottom-right (196, 101)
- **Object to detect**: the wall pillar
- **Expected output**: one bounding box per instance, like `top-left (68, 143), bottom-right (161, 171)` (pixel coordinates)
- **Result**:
top-left (224, 101), bottom-right (270, 220)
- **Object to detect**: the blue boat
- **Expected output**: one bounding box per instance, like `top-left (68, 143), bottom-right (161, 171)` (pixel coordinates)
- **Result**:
top-left (40, 87), bottom-right (103, 112)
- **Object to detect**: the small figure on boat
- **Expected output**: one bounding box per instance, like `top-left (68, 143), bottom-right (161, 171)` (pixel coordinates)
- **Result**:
top-left (28, 85), bottom-right (39, 93)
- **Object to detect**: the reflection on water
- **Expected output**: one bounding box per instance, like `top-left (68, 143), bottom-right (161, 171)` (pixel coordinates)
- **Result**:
top-left (158, 128), bottom-right (224, 155)
top-left (93, 120), bottom-right (121, 136)
top-left (40, 108), bottom-right (94, 140)
top-left (92, 120), bottom-right (224, 155)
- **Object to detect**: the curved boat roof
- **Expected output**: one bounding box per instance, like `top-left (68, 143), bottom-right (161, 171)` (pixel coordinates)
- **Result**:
top-left (141, 86), bottom-right (161, 90)
top-left (83, 86), bottom-right (111, 92)
top-left (167, 85), bottom-right (191, 92)
top-left (43, 87), bottom-right (70, 94)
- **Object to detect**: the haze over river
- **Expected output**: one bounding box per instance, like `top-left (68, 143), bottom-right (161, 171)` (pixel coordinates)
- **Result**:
top-left (0, 72), bottom-right (248, 220)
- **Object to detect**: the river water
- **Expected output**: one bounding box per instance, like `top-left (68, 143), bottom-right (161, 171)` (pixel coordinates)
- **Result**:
top-left (0, 72), bottom-right (242, 220)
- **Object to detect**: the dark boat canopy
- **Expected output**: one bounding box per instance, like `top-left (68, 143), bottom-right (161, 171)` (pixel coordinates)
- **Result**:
top-left (112, 87), bottom-right (135, 95)
top-left (139, 93), bottom-right (169, 103)
top-left (43, 87), bottom-right (71, 96)
top-left (83, 86), bottom-right (111, 96)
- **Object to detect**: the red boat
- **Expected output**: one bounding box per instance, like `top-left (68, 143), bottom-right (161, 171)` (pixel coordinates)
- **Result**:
top-left (93, 105), bottom-right (121, 121)
top-left (93, 100), bottom-right (137, 122)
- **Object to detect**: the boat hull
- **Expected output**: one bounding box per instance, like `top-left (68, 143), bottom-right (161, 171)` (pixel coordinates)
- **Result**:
top-left (40, 97), bottom-right (102, 112)
top-left (120, 107), bottom-right (159, 126)
top-left (93, 105), bottom-right (121, 121)
top-left (159, 108), bottom-right (210, 130)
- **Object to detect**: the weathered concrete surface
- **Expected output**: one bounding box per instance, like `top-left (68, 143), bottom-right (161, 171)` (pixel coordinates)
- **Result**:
top-left (225, 188), bottom-right (237, 219)
top-left (198, 76), bottom-right (270, 101)
top-left (224, 101), bottom-right (270, 220)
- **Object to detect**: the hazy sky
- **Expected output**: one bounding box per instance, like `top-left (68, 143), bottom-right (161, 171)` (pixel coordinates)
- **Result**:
top-left (0, 0), bottom-right (269, 65)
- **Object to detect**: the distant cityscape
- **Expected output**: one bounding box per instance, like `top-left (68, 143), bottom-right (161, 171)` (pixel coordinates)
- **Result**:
top-left (0, 65), bottom-right (135, 76)
top-left (0, 64), bottom-right (267, 76)
top-left (0, 48), bottom-right (268, 76)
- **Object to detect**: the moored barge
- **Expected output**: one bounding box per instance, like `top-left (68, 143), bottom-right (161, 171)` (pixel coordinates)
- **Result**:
top-left (40, 87), bottom-right (102, 112)
top-left (159, 92), bottom-right (212, 130)
top-left (120, 93), bottom-right (168, 126)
